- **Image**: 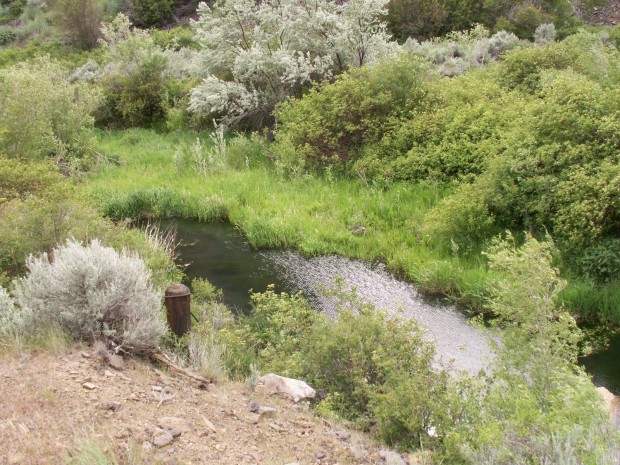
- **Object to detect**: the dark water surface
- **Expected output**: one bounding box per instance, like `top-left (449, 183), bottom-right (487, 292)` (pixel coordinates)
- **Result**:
top-left (167, 219), bottom-right (618, 390)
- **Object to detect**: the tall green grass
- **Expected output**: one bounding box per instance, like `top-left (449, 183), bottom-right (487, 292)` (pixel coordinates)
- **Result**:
top-left (82, 129), bottom-right (620, 320)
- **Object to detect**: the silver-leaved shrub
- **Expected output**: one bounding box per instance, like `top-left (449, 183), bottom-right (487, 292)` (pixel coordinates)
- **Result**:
top-left (12, 239), bottom-right (166, 351)
top-left (189, 0), bottom-right (398, 128)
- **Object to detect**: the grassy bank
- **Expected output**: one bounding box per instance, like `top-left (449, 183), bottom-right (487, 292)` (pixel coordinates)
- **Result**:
top-left (83, 129), bottom-right (620, 320)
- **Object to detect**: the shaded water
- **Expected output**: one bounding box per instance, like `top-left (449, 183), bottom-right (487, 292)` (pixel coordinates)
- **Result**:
top-left (170, 219), bottom-right (491, 373)
top-left (581, 334), bottom-right (620, 395)
top-left (169, 219), bottom-right (618, 388)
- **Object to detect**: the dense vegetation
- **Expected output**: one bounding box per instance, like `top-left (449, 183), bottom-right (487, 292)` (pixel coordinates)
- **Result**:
top-left (1, 0), bottom-right (620, 462)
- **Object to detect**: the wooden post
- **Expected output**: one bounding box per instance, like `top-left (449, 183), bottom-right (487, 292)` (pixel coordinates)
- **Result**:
top-left (164, 284), bottom-right (191, 338)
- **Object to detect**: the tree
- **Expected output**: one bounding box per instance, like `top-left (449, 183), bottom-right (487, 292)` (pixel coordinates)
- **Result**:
top-left (189, 0), bottom-right (398, 128)
top-left (446, 233), bottom-right (616, 463)
top-left (51, 0), bottom-right (103, 49)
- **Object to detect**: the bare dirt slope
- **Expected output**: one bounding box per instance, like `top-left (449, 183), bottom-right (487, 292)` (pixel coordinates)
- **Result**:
top-left (583, 0), bottom-right (620, 25)
top-left (0, 349), bottom-right (393, 465)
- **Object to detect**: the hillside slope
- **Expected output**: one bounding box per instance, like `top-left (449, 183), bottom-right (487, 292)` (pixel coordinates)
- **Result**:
top-left (0, 349), bottom-right (395, 465)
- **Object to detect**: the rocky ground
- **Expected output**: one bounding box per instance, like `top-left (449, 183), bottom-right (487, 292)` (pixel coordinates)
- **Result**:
top-left (0, 348), bottom-right (422, 465)
top-left (583, 0), bottom-right (620, 25)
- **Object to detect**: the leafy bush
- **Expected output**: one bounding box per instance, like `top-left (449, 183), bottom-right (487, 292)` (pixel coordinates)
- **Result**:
top-left (443, 234), bottom-right (616, 463)
top-left (0, 28), bottom-right (16, 45)
top-left (275, 55), bottom-right (429, 166)
top-left (577, 239), bottom-right (620, 283)
top-left (0, 57), bottom-right (101, 161)
top-left (0, 158), bottom-right (181, 287)
top-left (51, 0), bottom-right (103, 49)
top-left (300, 286), bottom-right (448, 443)
top-left (214, 284), bottom-right (450, 448)
top-left (386, 0), bottom-right (450, 41)
top-left (152, 27), bottom-right (198, 51)
top-left (130, 0), bottom-right (173, 27)
top-left (96, 14), bottom-right (171, 128)
top-left (11, 239), bottom-right (166, 351)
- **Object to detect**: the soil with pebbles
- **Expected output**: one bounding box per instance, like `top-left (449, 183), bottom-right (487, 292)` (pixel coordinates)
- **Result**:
top-left (0, 348), bottom-right (394, 465)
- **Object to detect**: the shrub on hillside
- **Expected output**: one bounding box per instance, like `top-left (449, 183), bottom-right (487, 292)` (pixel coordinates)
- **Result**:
top-left (0, 287), bottom-right (17, 339)
top-left (274, 55), bottom-right (429, 167)
top-left (11, 239), bottom-right (166, 351)
top-left (51, 0), bottom-right (103, 49)
top-left (0, 57), bottom-right (101, 160)
top-left (300, 286), bottom-right (449, 443)
top-left (0, 158), bottom-right (181, 289)
top-left (443, 234), bottom-right (616, 463)
top-left (96, 14), bottom-right (171, 128)
top-left (189, 0), bottom-right (398, 128)
top-left (130, 0), bottom-right (174, 27)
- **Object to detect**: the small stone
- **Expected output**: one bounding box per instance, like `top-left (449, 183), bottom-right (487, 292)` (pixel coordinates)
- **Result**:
top-left (168, 428), bottom-right (182, 438)
top-left (69, 370), bottom-right (79, 376)
top-left (151, 385), bottom-right (163, 392)
top-left (268, 423), bottom-right (284, 432)
top-left (107, 354), bottom-right (125, 371)
top-left (380, 449), bottom-right (406, 465)
top-left (82, 376), bottom-right (92, 383)
top-left (248, 402), bottom-right (277, 416)
top-left (82, 382), bottom-right (97, 390)
top-left (157, 417), bottom-right (192, 433)
top-left (97, 401), bottom-right (122, 411)
top-left (349, 445), bottom-right (364, 459)
top-left (315, 450), bottom-right (327, 460)
top-left (152, 432), bottom-right (174, 448)
top-left (214, 443), bottom-right (227, 452)
top-left (246, 412), bottom-right (261, 424)
top-left (81, 351), bottom-right (91, 359)
top-left (335, 430), bottom-right (351, 441)
top-left (201, 415), bottom-right (217, 433)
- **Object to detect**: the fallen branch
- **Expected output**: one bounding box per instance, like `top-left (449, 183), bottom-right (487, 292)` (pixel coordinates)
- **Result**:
top-left (150, 349), bottom-right (212, 386)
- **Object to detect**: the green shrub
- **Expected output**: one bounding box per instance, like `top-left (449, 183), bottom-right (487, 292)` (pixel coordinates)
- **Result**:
top-left (131, 0), bottom-right (174, 27)
top-left (299, 286), bottom-right (443, 425)
top-left (386, 0), bottom-right (450, 41)
top-left (0, 57), bottom-right (101, 161)
top-left (500, 31), bottom-right (620, 90)
top-left (191, 277), bottom-right (224, 303)
top-left (250, 287), bottom-right (323, 375)
top-left (152, 26), bottom-right (197, 50)
top-left (51, 0), bottom-right (103, 49)
top-left (275, 55), bottom-right (429, 166)
top-left (443, 234), bottom-right (616, 463)
top-left (576, 239), bottom-right (620, 283)
top-left (99, 54), bottom-right (169, 128)
top-left (511, 5), bottom-right (546, 39)
top-left (96, 14), bottom-right (173, 128)
top-left (0, 28), bottom-right (16, 45)
top-left (0, 159), bottom-right (181, 287)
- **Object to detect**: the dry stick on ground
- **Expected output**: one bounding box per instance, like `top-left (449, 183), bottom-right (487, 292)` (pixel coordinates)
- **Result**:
top-left (149, 348), bottom-right (212, 385)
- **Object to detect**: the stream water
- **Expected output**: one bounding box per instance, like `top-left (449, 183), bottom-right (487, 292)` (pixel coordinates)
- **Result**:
top-left (166, 219), bottom-right (618, 391)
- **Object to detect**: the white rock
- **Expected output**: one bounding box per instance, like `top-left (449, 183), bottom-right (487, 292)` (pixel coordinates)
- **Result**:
top-left (597, 386), bottom-right (619, 424)
top-left (157, 416), bottom-right (192, 433)
top-left (380, 449), bottom-right (406, 465)
top-left (259, 374), bottom-right (316, 402)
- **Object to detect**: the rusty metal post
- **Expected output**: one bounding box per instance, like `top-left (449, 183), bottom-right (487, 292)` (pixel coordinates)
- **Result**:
top-left (164, 284), bottom-right (191, 338)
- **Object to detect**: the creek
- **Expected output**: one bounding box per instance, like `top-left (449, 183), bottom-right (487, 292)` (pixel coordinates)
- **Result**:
top-left (166, 219), bottom-right (618, 391)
